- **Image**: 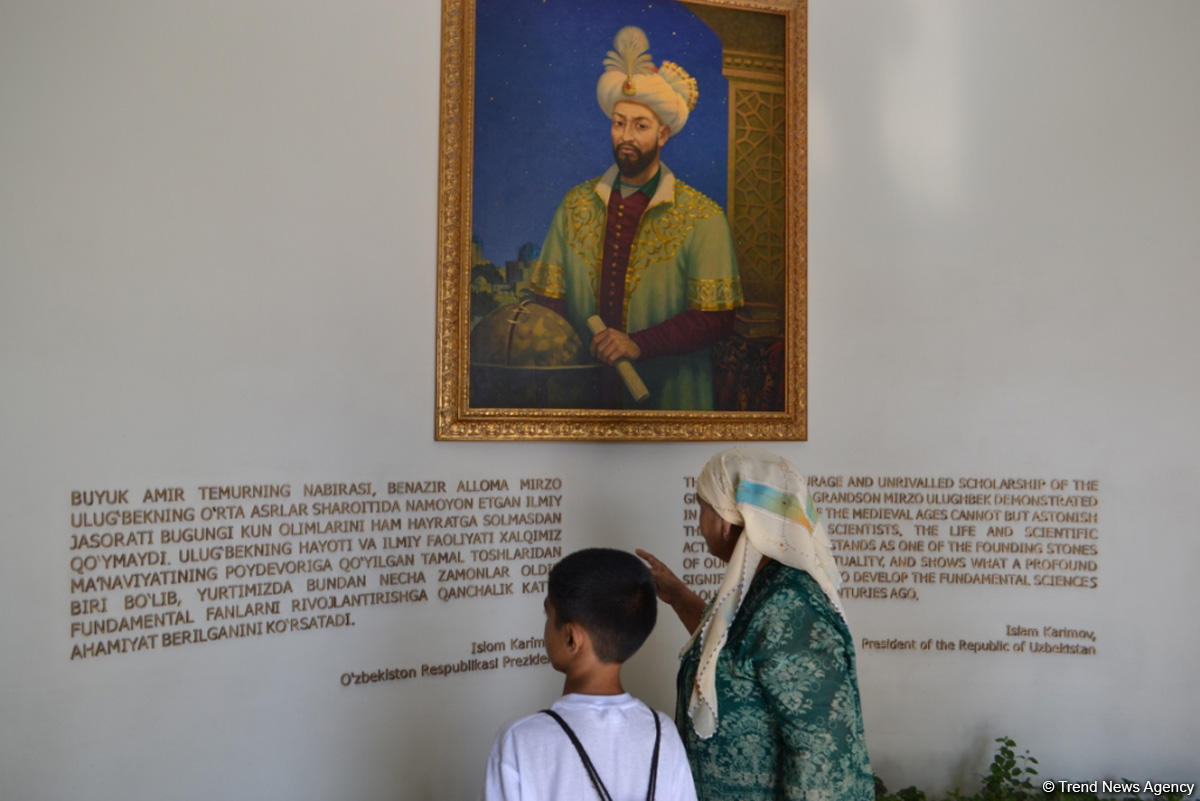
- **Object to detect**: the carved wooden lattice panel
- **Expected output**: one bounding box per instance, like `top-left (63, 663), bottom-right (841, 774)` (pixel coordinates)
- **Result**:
top-left (730, 84), bottom-right (785, 301)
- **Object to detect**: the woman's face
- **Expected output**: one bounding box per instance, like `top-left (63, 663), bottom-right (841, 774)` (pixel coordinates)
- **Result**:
top-left (698, 497), bottom-right (736, 562)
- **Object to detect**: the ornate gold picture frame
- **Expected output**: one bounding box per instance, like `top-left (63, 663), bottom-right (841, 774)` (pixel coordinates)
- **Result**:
top-left (435, 0), bottom-right (807, 441)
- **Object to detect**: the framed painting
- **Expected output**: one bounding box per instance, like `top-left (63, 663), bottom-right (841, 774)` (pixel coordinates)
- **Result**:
top-left (435, 0), bottom-right (807, 441)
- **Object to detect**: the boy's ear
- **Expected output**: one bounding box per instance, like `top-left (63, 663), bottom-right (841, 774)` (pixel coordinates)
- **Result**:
top-left (563, 621), bottom-right (587, 655)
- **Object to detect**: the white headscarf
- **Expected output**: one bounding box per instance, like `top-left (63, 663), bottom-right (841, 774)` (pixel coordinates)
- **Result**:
top-left (686, 446), bottom-right (845, 739)
top-left (596, 26), bottom-right (698, 135)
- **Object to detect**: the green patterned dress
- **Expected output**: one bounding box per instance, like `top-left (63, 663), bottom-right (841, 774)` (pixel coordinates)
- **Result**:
top-left (676, 561), bottom-right (874, 801)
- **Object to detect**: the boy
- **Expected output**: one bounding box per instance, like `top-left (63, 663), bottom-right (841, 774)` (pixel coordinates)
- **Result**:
top-left (482, 548), bottom-right (697, 801)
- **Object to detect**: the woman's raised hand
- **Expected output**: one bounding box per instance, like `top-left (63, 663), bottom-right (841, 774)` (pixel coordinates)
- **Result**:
top-left (637, 549), bottom-right (706, 634)
top-left (636, 549), bottom-right (683, 600)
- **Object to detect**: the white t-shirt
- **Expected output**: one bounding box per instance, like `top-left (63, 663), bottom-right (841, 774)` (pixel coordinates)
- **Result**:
top-left (482, 693), bottom-right (697, 801)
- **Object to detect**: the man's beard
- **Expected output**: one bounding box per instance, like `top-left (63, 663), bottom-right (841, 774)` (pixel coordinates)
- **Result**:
top-left (613, 140), bottom-right (659, 179)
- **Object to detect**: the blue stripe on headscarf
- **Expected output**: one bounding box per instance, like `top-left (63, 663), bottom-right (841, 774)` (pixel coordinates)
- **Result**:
top-left (735, 480), bottom-right (814, 530)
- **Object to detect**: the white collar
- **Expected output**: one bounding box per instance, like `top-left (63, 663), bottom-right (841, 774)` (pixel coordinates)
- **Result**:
top-left (595, 164), bottom-right (676, 210)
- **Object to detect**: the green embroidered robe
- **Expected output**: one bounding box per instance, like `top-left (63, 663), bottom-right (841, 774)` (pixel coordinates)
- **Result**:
top-left (530, 164), bottom-right (742, 410)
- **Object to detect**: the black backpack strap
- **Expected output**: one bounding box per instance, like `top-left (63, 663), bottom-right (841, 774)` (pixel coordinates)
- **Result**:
top-left (540, 705), bottom-right (664, 801)
top-left (645, 706), bottom-right (662, 801)
top-left (540, 709), bottom-right (614, 801)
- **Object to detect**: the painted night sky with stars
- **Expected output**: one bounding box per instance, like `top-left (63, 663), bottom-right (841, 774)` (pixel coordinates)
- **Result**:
top-left (471, 0), bottom-right (728, 266)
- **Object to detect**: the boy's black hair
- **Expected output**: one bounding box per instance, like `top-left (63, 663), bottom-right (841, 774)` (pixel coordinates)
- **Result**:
top-left (546, 548), bottom-right (657, 663)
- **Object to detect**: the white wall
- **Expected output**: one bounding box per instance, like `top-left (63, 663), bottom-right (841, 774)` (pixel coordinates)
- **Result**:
top-left (2, 1), bottom-right (1197, 799)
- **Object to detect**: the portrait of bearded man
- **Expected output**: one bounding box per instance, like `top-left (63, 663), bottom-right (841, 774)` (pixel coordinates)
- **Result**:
top-left (529, 25), bottom-right (744, 411)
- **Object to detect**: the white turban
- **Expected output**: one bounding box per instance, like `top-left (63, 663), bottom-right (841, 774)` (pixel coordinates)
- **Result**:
top-left (596, 26), bottom-right (698, 135)
top-left (687, 447), bottom-right (845, 739)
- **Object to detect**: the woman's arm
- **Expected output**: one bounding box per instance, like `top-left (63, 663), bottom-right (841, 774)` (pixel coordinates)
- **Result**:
top-left (636, 549), bottom-right (707, 634)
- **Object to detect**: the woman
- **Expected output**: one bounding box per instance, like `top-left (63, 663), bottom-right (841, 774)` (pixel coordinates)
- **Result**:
top-left (638, 447), bottom-right (873, 801)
